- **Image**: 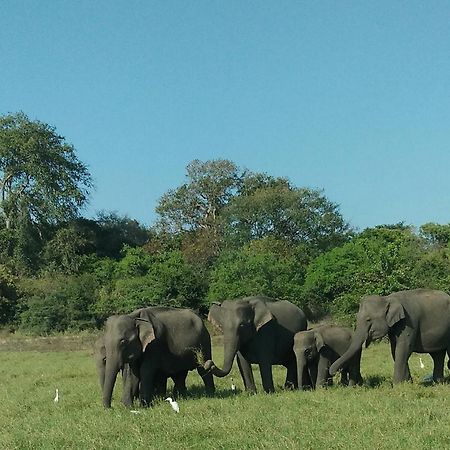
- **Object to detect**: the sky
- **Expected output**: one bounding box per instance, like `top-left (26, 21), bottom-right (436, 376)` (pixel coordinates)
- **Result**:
top-left (1, 1), bottom-right (450, 231)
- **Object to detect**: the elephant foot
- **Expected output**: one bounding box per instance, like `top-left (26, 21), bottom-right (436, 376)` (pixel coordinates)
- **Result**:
top-left (284, 381), bottom-right (295, 390)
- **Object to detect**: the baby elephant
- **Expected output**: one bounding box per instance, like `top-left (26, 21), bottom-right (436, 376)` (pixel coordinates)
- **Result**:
top-left (294, 325), bottom-right (363, 389)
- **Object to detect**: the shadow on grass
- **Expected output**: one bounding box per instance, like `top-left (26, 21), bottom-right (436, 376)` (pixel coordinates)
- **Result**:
top-left (362, 375), bottom-right (389, 388)
top-left (418, 373), bottom-right (450, 387)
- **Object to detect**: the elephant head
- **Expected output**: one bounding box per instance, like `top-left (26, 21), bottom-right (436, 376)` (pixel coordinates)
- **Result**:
top-left (204, 298), bottom-right (273, 377)
top-left (102, 309), bottom-right (161, 408)
top-left (294, 329), bottom-right (325, 389)
top-left (329, 294), bottom-right (405, 376)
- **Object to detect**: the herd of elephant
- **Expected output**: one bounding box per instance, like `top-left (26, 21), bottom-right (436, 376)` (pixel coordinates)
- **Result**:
top-left (94, 289), bottom-right (450, 408)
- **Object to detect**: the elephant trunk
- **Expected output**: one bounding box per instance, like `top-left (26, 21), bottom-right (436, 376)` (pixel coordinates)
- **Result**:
top-left (329, 325), bottom-right (367, 376)
top-left (296, 355), bottom-right (307, 390)
top-left (103, 356), bottom-right (121, 408)
top-left (204, 334), bottom-right (239, 378)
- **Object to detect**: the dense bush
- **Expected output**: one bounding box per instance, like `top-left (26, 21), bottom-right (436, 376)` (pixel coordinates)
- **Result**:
top-left (19, 275), bottom-right (99, 334)
top-left (208, 238), bottom-right (307, 305)
top-left (301, 226), bottom-right (443, 322)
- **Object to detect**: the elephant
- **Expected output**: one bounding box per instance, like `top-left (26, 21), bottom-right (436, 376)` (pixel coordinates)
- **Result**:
top-left (329, 289), bottom-right (450, 384)
top-left (204, 296), bottom-right (308, 393)
top-left (294, 325), bottom-right (362, 390)
top-left (94, 335), bottom-right (181, 406)
top-left (99, 306), bottom-right (215, 408)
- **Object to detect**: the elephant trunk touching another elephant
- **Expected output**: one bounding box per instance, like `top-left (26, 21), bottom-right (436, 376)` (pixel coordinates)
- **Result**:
top-left (204, 296), bottom-right (307, 393)
top-left (330, 289), bottom-right (450, 384)
top-left (204, 333), bottom-right (239, 377)
top-left (294, 325), bottom-right (362, 390)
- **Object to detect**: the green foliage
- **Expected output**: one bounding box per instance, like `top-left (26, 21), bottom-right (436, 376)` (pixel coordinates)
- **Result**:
top-left (19, 275), bottom-right (99, 334)
top-left (420, 222), bottom-right (450, 247)
top-left (95, 249), bottom-right (208, 316)
top-left (0, 112), bottom-right (92, 229)
top-left (223, 181), bottom-right (352, 254)
top-left (156, 159), bottom-right (243, 233)
top-left (302, 226), bottom-right (425, 320)
top-left (208, 238), bottom-right (307, 305)
top-left (0, 264), bottom-right (19, 324)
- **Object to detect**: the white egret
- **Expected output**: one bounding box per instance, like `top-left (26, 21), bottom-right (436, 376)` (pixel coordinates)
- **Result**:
top-left (231, 377), bottom-right (236, 392)
top-left (419, 357), bottom-right (425, 369)
top-left (54, 389), bottom-right (59, 403)
top-left (165, 397), bottom-right (180, 413)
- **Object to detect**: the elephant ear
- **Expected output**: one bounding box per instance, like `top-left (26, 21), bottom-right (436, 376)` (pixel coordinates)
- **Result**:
top-left (386, 300), bottom-right (405, 327)
top-left (314, 331), bottom-right (325, 352)
top-left (208, 304), bottom-right (224, 331)
top-left (252, 300), bottom-right (274, 331)
top-left (135, 310), bottom-right (159, 352)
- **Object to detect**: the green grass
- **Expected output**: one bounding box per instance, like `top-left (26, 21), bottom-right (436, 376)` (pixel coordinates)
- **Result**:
top-left (0, 336), bottom-right (449, 449)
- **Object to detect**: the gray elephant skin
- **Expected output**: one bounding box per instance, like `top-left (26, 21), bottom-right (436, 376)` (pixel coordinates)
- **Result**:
top-left (204, 296), bottom-right (307, 393)
top-left (94, 335), bottom-right (184, 406)
top-left (294, 325), bottom-right (362, 390)
top-left (329, 289), bottom-right (450, 383)
top-left (98, 306), bottom-right (215, 407)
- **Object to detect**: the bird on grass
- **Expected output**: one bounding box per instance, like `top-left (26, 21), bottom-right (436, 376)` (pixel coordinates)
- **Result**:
top-left (231, 378), bottom-right (236, 392)
top-left (54, 389), bottom-right (59, 403)
top-left (419, 357), bottom-right (425, 369)
top-left (165, 397), bottom-right (180, 413)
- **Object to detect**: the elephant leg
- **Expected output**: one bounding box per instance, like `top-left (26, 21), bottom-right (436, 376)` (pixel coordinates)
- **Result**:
top-left (153, 371), bottom-right (168, 398)
top-left (339, 368), bottom-right (349, 386)
top-left (392, 341), bottom-right (413, 384)
top-left (307, 362), bottom-right (317, 389)
top-left (139, 359), bottom-right (157, 407)
top-left (284, 360), bottom-right (298, 390)
top-left (316, 356), bottom-right (329, 388)
top-left (430, 350), bottom-right (446, 382)
top-left (172, 371), bottom-right (188, 397)
top-left (259, 361), bottom-right (275, 393)
top-left (197, 366), bottom-right (215, 395)
top-left (236, 352), bottom-right (256, 393)
top-left (121, 364), bottom-right (140, 406)
top-left (347, 361), bottom-right (362, 386)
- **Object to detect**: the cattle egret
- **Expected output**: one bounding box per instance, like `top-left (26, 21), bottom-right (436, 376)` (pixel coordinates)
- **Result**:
top-left (130, 410), bottom-right (140, 414)
top-left (165, 397), bottom-right (179, 413)
top-left (231, 377), bottom-right (236, 392)
top-left (54, 389), bottom-right (59, 403)
top-left (419, 357), bottom-right (425, 369)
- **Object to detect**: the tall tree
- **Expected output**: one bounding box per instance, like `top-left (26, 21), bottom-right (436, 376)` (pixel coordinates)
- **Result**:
top-left (156, 159), bottom-right (243, 233)
top-left (0, 112), bottom-right (92, 230)
top-left (223, 176), bottom-right (352, 254)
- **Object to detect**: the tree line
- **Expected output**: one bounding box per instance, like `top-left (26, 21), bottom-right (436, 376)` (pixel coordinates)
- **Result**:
top-left (1, 112), bottom-right (450, 334)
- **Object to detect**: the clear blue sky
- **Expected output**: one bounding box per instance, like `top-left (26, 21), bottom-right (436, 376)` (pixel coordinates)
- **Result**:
top-left (1, 1), bottom-right (449, 230)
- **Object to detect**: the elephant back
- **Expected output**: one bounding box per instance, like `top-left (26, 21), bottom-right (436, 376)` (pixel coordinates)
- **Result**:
top-left (151, 307), bottom-right (209, 357)
top-left (266, 300), bottom-right (307, 333)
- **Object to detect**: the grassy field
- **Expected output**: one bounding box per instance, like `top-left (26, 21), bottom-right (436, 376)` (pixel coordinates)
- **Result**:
top-left (0, 334), bottom-right (449, 450)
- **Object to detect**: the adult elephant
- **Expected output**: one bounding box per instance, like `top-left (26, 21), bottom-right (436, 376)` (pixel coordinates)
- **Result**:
top-left (294, 325), bottom-right (362, 390)
top-left (94, 335), bottom-right (179, 406)
top-left (99, 306), bottom-right (215, 408)
top-left (204, 296), bottom-right (307, 393)
top-left (329, 289), bottom-right (450, 384)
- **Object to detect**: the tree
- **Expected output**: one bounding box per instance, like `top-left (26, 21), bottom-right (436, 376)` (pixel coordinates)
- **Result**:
top-left (420, 223), bottom-right (450, 247)
top-left (302, 226), bottom-right (424, 320)
top-left (156, 159), bottom-right (243, 233)
top-left (208, 237), bottom-right (307, 305)
top-left (0, 112), bottom-right (92, 230)
top-left (223, 177), bottom-right (352, 254)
